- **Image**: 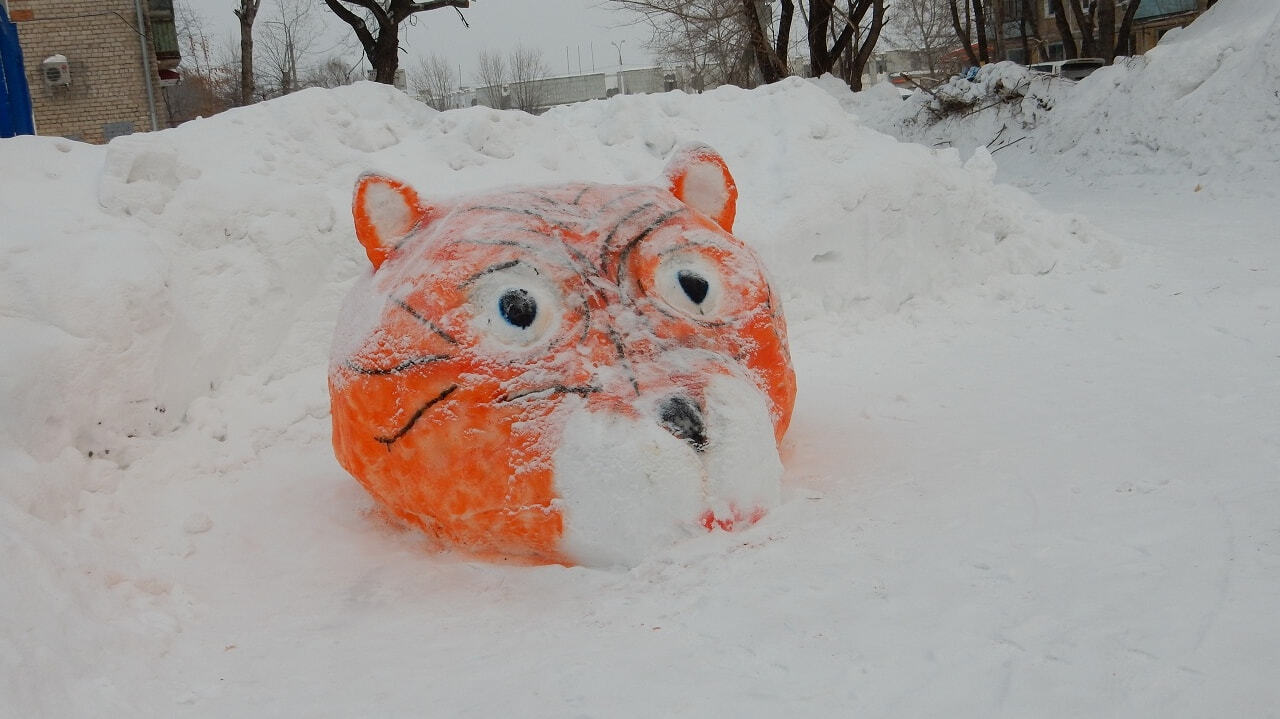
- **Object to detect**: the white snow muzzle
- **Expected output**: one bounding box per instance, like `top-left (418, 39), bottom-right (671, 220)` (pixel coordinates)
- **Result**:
top-left (552, 373), bottom-right (783, 567)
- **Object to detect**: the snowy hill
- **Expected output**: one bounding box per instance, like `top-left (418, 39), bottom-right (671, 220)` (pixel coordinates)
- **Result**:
top-left (2, 2), bottom-right (1278, 716)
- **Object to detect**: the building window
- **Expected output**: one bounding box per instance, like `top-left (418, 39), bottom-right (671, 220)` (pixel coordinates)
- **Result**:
top-left (1006, 48), bottom-right (1027, 64)
top-left (1048, 42), bottom-right (1064, 60)
top-left (1044, 0), bottom-right (1056, 16)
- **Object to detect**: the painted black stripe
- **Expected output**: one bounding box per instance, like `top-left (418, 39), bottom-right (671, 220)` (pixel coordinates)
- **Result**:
top-left (375, 384), bottom-right (459, 447)
top-left (611, 208), bottom-right (685, 284)
top-left (461, 205), bottom-right (578, 232)
top-left (394, 298), bottom-right (459, 345)
top-left (460, 259), bottom-right (526, 287)
top-left (344, 355), bottom-right (449, 376)
top-left (498, 385), bottom-right (601, 402)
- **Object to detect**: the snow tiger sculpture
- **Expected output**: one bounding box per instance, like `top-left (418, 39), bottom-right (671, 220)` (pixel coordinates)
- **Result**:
top-left (329, 145), bottom-right (796, 566)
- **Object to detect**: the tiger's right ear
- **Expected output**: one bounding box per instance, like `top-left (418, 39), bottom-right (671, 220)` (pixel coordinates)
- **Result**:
top-left (353, 173), bottom-right (433, 270)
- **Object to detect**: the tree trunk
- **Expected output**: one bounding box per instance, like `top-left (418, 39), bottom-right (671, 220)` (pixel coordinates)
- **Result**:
top-left (845, 0), bottom-right (885, 90)
top-left (1066, 0), bottom-right (1098, 58)
top-left (808, 0), bottom-right (835, 76)
top-left (949, 0), bottom-right (980, 67)
top-left (741, 0), bottom-right (787, 83)
top-left (1115, 0), bottom-right (1141, 59)
top-left (992, 0), bottom-right (1005, 63)
top-left (1048, 0), bottom-right (1077, 59)
top-left (777, 0), bottom-right (795, 68)
top-left (1097, 0), bottom-right (1116, 62)
top-left (234, 0), bottom-right (260, 106)
top-left (972, 0), bottom-right (989, 63)
top-left (370, 22), bottom-right (400, 83)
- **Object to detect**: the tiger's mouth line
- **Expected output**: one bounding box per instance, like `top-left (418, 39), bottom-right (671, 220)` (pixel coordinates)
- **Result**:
top-left (374, 384), bottom-right (459, 448)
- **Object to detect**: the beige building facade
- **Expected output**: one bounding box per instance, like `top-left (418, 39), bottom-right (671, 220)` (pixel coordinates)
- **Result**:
top-left (7, 0), bottom-right (177, 143)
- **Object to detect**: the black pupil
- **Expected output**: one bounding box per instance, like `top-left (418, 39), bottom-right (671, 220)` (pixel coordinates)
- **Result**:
top-left (498, 289), bottom-right (537, 329)
top-left (677, 270), bottom-right (709, 305)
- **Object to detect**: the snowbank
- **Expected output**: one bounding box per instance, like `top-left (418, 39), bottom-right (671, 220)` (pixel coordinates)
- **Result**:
top-left (3, 76), bottom-right (1114, 714)
top-left (847, 0), bottom-right (1280, 193)
top-left (0, 78), bottom-right (1107, 467)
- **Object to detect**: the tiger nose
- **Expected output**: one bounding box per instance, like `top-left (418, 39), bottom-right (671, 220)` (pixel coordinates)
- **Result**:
top-left (659, 395), bottom-right (707, 452)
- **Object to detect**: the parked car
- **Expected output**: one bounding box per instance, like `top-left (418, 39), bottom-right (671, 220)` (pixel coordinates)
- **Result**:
top-left (1028, 58), bottom-right (1106, 81)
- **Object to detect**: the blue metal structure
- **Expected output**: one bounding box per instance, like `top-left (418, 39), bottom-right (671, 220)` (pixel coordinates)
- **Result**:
top-left (1, 4), bottom-right (35, 137)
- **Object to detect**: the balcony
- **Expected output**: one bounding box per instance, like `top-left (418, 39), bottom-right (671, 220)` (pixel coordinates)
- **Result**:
top-left (150, 15), bottom-right (180, 69)
top-left (1134, 0), bottom-right (1198, 20)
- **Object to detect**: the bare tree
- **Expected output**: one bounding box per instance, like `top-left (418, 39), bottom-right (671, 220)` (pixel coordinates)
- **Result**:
top-left (475, 49), bottom-right (508, 107)
top-left (1062, 0), bottom-right (1142, 63)
top-left (507, 45), bottom-right (550, 113)
top-left (257, 0), bottom-right (320, 97)
top-left (167, 2), bottom-right (237, 122)
top-left (807, 0), bottom-right (886, 89)
top-left (412, 53), bottom-right (456, 109)
top-left (304, 56), bottom-right (359, 88)
top-left (889, 0), bottom-right (954, 74)
top-left (741, 0), bottom-right (794, 83)
top-left (609, 0), bottom-right (756, 89)
top-left (948, 0), bottom-right (990, 67)
top-left (322, 0), bottom-right (470, 85)
top-left (233, 0), bottom-right (262, 105)
top-left (843, 1), bottom-right (888, 90)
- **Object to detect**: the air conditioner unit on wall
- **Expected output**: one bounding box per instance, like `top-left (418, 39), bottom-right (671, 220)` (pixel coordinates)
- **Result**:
top-left (42, 55), bottom-right (70, 86)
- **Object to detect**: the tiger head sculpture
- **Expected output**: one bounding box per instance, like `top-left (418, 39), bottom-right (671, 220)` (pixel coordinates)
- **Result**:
top-left (329, 144), bottom-right (796, 567)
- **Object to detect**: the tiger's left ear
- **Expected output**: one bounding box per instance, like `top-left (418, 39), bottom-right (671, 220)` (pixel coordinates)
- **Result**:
top-left (664, 143), bottom-right (738, 232)
top-left (352, 173), bottom-right (433, 270)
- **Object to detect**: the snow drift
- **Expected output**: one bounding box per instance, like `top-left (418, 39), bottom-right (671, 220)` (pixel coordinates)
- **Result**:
top-left (6, 2), bottom-right (1279, 712)
top-left (851, 0), bottom-right (1280, 193)
top-left (0, 77), bottom-right (1109, 714)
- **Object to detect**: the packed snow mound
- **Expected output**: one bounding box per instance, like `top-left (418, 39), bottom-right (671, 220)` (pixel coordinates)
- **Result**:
top-left (0, 78), bottom-right (1106, 465)
top-left (1, 79), bottom-right (1111, 711)
top-left (849, 0), bottom-right (1280, 192)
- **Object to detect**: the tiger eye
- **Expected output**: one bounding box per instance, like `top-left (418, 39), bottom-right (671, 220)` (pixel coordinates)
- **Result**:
top-left (677, 270), bottom-right (709, 305)
top-left (498, 288), bottom-right (537, 328)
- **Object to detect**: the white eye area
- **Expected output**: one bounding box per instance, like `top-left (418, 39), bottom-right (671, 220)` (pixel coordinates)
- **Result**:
top-left (655, 253), bottom-right (723, 318)
top-left (468, 264), bottom-right (561, 347)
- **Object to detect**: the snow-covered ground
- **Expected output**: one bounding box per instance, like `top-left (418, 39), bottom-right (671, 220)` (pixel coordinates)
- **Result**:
top-left (3, 1), bottom-right (1278, 716)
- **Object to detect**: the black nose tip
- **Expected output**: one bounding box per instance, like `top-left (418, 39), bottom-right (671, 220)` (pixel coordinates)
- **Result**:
top-left (659, 395), bottom-right (707, 452)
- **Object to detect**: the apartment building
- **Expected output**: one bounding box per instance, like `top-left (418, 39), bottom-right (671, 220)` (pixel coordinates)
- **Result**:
top-left (4, 0), bottom-right (179, 143)
top-left (1000, 0), bottom-right (1215, 64)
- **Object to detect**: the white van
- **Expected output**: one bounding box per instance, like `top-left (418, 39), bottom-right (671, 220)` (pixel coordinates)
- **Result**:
top-left (1028, 58), bottom-right (1106, 80)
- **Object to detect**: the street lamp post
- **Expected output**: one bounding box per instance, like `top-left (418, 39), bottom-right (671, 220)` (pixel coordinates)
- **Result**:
top-left (610, 39), bottom-right (625, 66)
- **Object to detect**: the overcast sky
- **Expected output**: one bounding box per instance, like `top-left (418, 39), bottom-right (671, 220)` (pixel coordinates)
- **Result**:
top-left (184, 0), bottom-right (656, 86)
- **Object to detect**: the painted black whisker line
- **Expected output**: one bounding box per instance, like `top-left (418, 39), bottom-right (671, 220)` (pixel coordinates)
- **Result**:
top-left (394, 298), bottom-right (459, 345)
top-left (345, 355), bottom-right (449, 375)
top-left (499, 385), bottom-right (601, 402)
top-left (375, 385), bottom-right (459, 447)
